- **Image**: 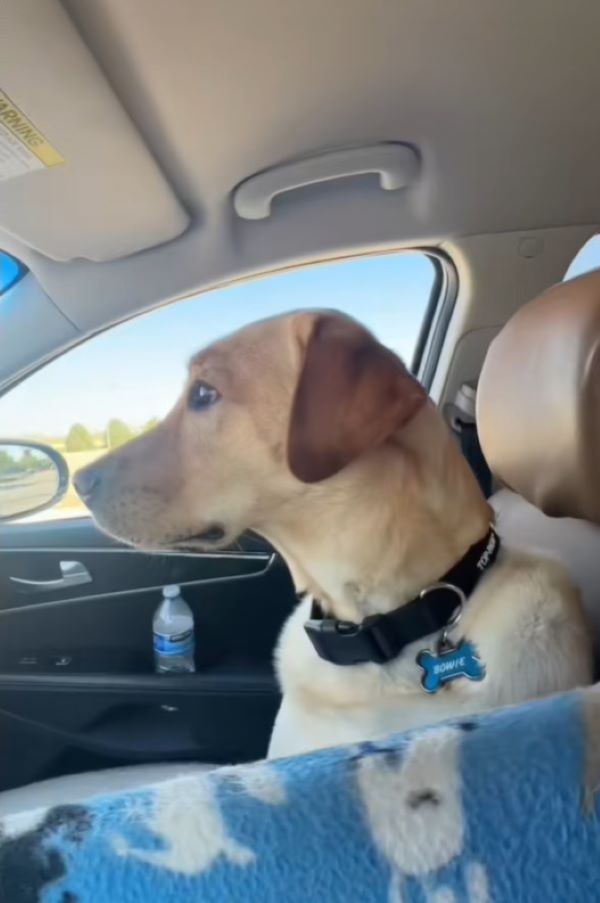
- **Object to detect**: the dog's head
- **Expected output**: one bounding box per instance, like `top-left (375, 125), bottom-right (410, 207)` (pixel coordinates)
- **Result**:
top-left (74, 311), bottom-right (428, 551)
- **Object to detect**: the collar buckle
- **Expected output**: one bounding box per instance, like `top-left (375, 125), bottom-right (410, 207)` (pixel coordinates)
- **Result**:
top-left (304, 526), bottom-right (499, 667)
top-left (304, 615), bottom-right (391, 666)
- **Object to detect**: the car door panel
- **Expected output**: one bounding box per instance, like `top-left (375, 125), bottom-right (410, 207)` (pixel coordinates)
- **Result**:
top-left (0, 667), bottom-right (280, 791)
top-left (1, 545), bottom-right (275, 606)
top-left (0, 518), bottom-right (296, 792)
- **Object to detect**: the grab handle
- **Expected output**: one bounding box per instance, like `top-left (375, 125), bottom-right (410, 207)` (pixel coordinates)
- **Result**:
top-left (233, 143), bottom-right (420, 220)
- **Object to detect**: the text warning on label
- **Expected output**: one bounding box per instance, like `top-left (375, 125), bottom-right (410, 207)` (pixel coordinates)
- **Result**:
top-left (0, 89), bottom-right (64, 182)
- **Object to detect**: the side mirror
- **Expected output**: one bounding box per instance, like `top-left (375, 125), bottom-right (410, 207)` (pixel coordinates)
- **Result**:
top-left (0, 440), bottom-right (69, 522)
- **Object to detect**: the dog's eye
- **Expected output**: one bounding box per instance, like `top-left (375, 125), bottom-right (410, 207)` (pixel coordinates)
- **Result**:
top-left (188, 380), bottom-right (220, 411)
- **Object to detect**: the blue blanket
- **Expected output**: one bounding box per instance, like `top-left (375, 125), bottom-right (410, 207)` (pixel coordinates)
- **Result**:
top-left (2, 685), bottom-right (600, 902)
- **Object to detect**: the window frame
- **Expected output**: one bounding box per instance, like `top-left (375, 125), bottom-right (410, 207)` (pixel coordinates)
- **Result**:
top-left (413, 249), bottom-right (458, 388)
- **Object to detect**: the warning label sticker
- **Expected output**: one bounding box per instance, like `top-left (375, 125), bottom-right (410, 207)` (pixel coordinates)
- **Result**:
top-left (0, 89), bottom-right (64, 182)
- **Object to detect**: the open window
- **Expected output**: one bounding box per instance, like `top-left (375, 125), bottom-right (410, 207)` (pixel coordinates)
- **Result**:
top-left (0, 250), bottom-right (439, 522)
top-left (565, 235), bottom-right (600, 279)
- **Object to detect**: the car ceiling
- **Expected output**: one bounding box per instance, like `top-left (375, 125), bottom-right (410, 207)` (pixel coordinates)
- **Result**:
top-left (2, 0), bottom-right (600, 381)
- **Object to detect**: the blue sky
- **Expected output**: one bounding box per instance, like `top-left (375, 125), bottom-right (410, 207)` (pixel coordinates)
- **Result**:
top-left (4, 234), bottom-right (600, 441)
top-left (1, 252), bottom-right (434, 438)
top-left (565, 234), bottom-right (600, 279)
top-left (0, 252), bottom-right (22, 295)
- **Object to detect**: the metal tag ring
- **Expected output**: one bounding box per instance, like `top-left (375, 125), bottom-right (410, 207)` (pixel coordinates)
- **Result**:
top-left (419, 582), bottom-right (466, 647)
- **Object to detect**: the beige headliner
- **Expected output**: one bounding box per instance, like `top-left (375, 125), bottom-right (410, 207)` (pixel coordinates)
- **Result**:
top-left (2, 0), bottom-right (600, 390)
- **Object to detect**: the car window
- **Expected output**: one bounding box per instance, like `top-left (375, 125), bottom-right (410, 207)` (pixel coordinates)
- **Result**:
top-left (0, 250), bottom-right (26, 295)
top-left (0, 251), bottom-right (438, 522)
top-left (565, 235), bottom-right (600, 279)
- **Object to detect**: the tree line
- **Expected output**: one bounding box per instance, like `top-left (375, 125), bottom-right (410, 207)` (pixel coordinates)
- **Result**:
top-left (65, 418), bottom-right (159, 452)
top-left (0, 448), bottom-right (50, 475)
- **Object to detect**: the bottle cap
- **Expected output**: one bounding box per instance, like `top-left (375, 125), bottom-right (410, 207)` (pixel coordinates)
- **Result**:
top-left (163, 584), bottom-right (180, 598)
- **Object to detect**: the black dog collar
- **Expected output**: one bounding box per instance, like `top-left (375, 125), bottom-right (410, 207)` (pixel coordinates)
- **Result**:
top-left (304, 526), bottom-right (500, 666)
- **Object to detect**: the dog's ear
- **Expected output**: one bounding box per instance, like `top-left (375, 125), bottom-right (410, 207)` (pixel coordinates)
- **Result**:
top-left (288, 314), bottom-right (428, 483)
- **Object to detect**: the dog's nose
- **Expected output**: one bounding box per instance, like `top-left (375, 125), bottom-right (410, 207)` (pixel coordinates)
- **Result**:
top-left (73, 467), bottom-right (101, 503)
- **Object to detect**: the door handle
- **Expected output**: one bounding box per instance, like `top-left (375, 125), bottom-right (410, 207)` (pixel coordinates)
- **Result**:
top-left (10, 560), bottom-right (92, 592)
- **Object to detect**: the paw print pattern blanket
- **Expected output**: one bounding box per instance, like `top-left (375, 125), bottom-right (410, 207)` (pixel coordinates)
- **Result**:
top-left (2, 685), bottom-right (600, 903)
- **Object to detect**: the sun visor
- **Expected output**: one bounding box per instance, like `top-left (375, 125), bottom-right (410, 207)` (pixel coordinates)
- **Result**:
top-left (0, 0), bottom-right (189, 262)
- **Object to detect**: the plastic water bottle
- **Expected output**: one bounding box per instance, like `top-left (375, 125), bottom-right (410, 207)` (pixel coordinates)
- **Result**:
top-left (153, 585), bottom-right (196, 673)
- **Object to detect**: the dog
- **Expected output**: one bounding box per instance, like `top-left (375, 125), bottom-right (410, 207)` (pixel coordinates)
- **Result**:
top-left (74, 311), bottom-right (593, 759)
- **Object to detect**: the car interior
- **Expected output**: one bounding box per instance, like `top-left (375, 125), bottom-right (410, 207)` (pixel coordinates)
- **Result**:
top-left (3, 0), bottom-right (600, 856)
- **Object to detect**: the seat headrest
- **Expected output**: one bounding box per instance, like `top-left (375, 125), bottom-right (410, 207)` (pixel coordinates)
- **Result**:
top-left (477, 269), bottom-right (600, 523)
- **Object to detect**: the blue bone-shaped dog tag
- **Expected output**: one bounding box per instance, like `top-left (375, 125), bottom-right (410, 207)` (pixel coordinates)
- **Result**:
top-left (417, 642), bottom-right (485, 694)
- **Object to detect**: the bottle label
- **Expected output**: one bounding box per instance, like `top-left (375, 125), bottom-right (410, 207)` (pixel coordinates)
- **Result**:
top-left (154, 629), bottom-right (195, 658)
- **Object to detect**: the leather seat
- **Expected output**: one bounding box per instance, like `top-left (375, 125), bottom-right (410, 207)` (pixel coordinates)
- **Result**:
top-left (491, 490), bottom-right (600, 647)
top-left (477, 268), bottom-right (600, 650)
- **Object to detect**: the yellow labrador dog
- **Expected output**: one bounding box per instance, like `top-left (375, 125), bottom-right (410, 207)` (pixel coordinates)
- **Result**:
top-left (75, 311), bottom-right (592, 758)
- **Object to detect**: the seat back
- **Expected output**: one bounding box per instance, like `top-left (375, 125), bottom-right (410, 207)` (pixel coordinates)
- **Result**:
top-left (492, 488), bottom-right (600, 649)
top-left (477, 269), bottom-right (600, 643)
